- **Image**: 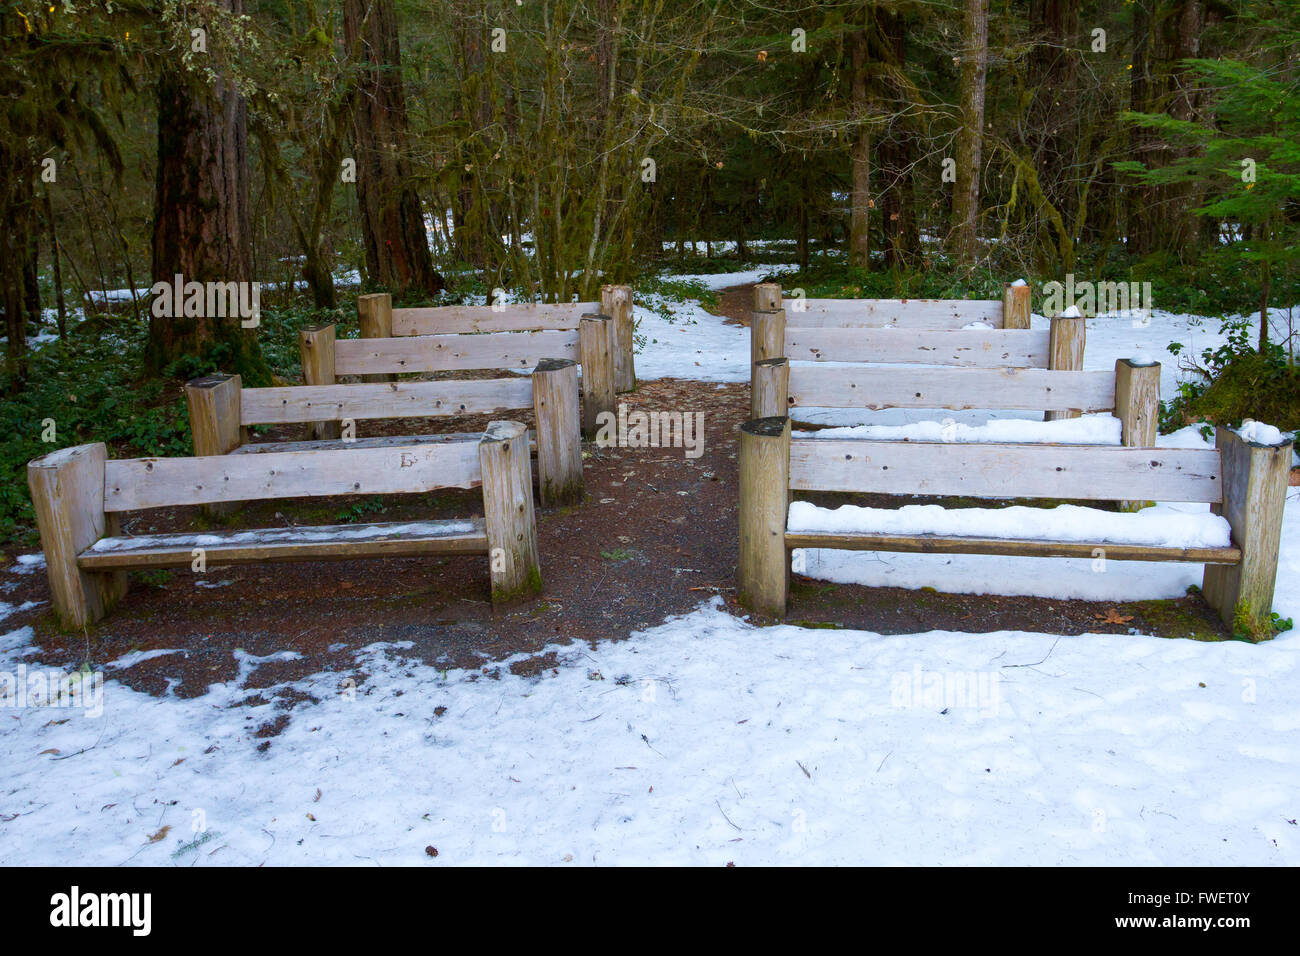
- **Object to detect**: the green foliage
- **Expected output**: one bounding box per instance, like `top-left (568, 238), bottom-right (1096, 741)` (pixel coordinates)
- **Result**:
top-left (635, 274), bottom-right (719, 312)
top-left (1163, 317), bottom-right (1300, 432)
top-left (784, 260), bottom-right (1016, 302)
top-left (1232, 602), bottom-right (1293, 643)
top-left (336, 496), bottom-right (388, 524)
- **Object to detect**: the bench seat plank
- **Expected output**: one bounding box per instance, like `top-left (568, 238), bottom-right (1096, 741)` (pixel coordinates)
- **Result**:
top-left (784, 530), bottom-right (1241, 565)
top-left (77, 519), bottom-right (489, 570)
top-left (230, 431), bottom-right (536, 456)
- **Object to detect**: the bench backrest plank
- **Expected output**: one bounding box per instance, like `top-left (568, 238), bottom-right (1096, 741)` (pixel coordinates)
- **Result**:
top-left (392, 302), bottom-right (597, 336)
top-left (783, 298), bottom-right (1005, 329)
top-left (103, 440), bottom-right (483, 512)
top-left (788, 438), bottom-right (1224, 503)
top-left (335, 330), bottom-right (578, 376)
top-left (783, 327), bottom-right (1051, 368)
top-left (787, 365), bottom-right (1117, 413)
top-left (240, 378), bottom-right (535, 426)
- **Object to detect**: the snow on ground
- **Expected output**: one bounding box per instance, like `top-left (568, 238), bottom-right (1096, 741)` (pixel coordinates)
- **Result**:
top-left (4, 268), bottom-right (1300, 866)
top-left (1, 597), bottom-right (1297, 866)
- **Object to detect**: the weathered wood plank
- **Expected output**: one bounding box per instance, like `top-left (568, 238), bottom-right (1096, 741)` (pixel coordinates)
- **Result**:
top-left (783, 328), bottom-right (1051, 367)
top-left (783, 298), bottom-right (1004, 329)
top-left (104, 440), bottom-right (484, 512)
top-left (532, 358), bottom-right (583, 506)
top-left (335, 330), bottom-right (578, 375)
top-left (77, 519), bottom-right (490, 570)
top-left (738, 417), bottom-right (792, 616)
top-left (1202, 428), bottom-right (1293, 636)
top-left (230, 431), bottom-right (535, 455)
top-left (784, 531), bottom-right (1241, 564)
top-left (27, 443), bottom-right (126, 629)
top-left (480, 421), bottom-right (542, 601)
top-left (788, 439), bottom-right (1224, 503)
top-left (392, 302), bottom-right (597, 336)
top-left (240, 378), bottom-right (534, 426)
top-left (299, 324), bottom-right (341, 440)
top-left (787, 365), bottom-right (1117, 412)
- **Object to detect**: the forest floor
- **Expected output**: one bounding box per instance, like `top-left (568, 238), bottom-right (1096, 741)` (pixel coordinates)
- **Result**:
top-left (0, 282), bottom-right (1229, 715)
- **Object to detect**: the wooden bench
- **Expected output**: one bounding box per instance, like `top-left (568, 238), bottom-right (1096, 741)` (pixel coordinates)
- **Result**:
top-left (753, 280), bottom-right (1032, 330)
top-left (751, 355), bottom-right (1161, 511)
top-left (27, 422), bottom-right (541, 630)
top-left (187, 322), bottom-right (597, 507)
top-left (737, 416), bottom-right (1292, 637)
top-left (355, 284), bottom-right (636, 392)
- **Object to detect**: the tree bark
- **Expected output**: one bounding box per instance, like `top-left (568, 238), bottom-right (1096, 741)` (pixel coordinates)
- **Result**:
top-left (848, 25), bottom-right (872, 269)
top-left (949, 0), bottom-right (989, 264)
top-left (344, 0), bottom-right (443, 296)
top-left (149, 0), bottom-right (266, 382)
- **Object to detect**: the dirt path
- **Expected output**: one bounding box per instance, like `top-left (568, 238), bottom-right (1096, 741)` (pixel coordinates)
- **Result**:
top-left (0, 283), bottom-right (1228, 715)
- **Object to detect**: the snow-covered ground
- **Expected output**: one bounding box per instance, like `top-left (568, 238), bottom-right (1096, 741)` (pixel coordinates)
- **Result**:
top-left (2, 266), bottom-right (1298, 866)
top-left (2, 597), bottom-right (1297, 865)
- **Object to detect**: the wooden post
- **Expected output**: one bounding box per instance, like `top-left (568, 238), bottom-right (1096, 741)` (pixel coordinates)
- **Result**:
top-left (185, 373), bottom-right (245, 518)
top-left (1002, 281), bottom-right (1032, 329)
top-left (479, 420), bottom-right (542, 603)
top-left (1115, 358), bottom-right (1161, 512)
top-left (532, 358), bottom-right (583, 506)
top-left (752, 356), bottom-right (790, 419)
top-left (751, 308), bottom-right (786, 366)
top-left (299, 324), bottom-right (341, 441)
top-left (753, 282), bottom-right (782, 313)
top-left (185, 374), bottom-right (243, 456)
top-left (738, 416), bottom-right (791, 617)
top-left (1045, 313), bottom-right (1086, 420)
top-left (356, 293), bottom-right (394, 382)
top-left (601, 284), bottom-right (636, 393)
top-left (578, 312), bottom-right (616, 437)
top-left (1202, 428), bottom-right (1293, 640)
top-left (27, 443), bottom-right (127, 630)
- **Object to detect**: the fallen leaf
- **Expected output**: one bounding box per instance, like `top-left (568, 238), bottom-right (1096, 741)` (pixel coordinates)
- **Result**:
top-left (1095, 608), bottom-right (1134, 625)
top-left (147, 826), bottom-right (171, 843)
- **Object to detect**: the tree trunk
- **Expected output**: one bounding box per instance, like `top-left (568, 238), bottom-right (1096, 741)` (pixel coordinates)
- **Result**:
top-left (44, 189), bottom-right (67, 340)
top-left (0, 139), bottom-right (37, 391)
top-left (848, 25), bottom-right (872, 269)
top-left (344, 0), bottom-right (444, 296)
top-left (949, 0), bottom-right (989, 264)
top-left (878, 6), bottom-right (918, 270)
top-left (149, 0), bottom-right (267, 383)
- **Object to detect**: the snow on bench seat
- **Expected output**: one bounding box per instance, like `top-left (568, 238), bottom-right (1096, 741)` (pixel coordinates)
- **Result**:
top-left (793, 414), bottom-right (1121, 445)
top-left (77, 519), bottom-right (489, 570)
top-left (230, 431), bottom-right (537, 456)
top-left (786, 502), bottom-right (1241, 565)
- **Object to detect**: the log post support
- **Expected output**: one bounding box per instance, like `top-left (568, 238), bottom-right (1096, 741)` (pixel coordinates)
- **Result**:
top-left (1002, 281), bottom-right (1032, 329)
top-left (601, 284), bottom-right (636, 393)
top-left (26, 443), bottom-right (127, 630)
top-left (751, 308), bottom-right (786, 366)
top-left (753, 282), bottom-right (782, 313)
top-left (532, 358), bottom-right (583, 506)
top-left (299, 324), bottom-right (341, 441)
top-left (356, 293), bottom-right (394, 383)
top-left (1045, 313), bottom-right (1086, 420)
top-left (480, 420), bottom-right (542, 603)
top-left (578, 312), bottom-right (616, 437)
top-left (185, 373), bottom-right (245, 517)
top-left (1115, 358), bottom-right (1161, 511)
top-left (738, 416), bottom-right (792, 617)
top-left (1202, 427), bottom-right (1293, 640)
top-left (752, 356), bottom-right (791, 419)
